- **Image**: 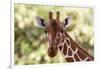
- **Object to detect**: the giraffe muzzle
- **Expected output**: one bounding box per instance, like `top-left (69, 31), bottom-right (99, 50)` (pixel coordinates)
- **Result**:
top-left (47, 46), bottom-right (58, 58)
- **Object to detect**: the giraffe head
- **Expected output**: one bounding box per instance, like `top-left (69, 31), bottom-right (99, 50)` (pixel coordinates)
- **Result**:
top-left (36, 11), bottom-right (70, 58)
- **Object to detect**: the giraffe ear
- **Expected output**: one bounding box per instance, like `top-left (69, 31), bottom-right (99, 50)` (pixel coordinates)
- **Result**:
top-left (35, 16), bottom-right (47, 29)
top-left (63, 16), bottom-right (71, 27)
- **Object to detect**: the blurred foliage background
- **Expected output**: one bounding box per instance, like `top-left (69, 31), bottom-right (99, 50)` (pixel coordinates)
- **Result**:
top-left (14, 4), bottom-right (94, 65)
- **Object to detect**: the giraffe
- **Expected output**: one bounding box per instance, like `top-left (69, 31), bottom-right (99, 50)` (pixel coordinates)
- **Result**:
top-left (36, 11), bottom-right (94, 62)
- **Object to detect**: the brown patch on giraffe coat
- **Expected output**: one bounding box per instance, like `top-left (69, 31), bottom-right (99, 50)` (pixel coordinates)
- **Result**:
top-left (68, 48), bottom-right (72, 56)
top-left (86, 57), bottom-right (93, 61)
top-left (70, 42), bottom-right (76, 51)
top-left (59, 45), bottom-right (62, 50)
top-left (74, 54), bottom-right (80, 61)
top-left (65, 57), bottom-right (74, 62)
top-left (77, 49), bottom-right (87, 60)
top-left (63, 43), bottom-right (67, 55)
top-left (66, 39), bottom-right (70, 46)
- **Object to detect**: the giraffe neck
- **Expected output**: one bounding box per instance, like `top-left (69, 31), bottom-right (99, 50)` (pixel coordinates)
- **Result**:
top-left (56, 31), bottom-right (94, 62)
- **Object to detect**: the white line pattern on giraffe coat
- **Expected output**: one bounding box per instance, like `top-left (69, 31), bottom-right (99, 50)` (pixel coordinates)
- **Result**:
top-left (55, 32), bottom-right (89, 62)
